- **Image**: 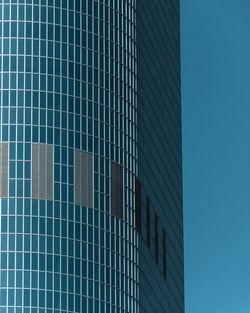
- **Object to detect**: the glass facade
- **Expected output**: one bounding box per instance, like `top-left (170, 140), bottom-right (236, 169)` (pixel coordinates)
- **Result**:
top-left (137, 0), bottom-right (184, 313)
top-left (0, 1), bottom-right (138, 312)
top-left (0, 1), bottom-right (183, 313)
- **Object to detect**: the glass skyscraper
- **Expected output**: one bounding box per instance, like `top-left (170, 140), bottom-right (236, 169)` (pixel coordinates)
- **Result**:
top-left (137, 1), bottom-right (184, 313)
top-left (0, 1), bottom-right (183, 313)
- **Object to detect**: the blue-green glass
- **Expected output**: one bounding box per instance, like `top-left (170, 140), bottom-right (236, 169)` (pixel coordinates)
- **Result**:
top-left (137, 0), bottom-right (184, 312)
top-left (0, 1), bottom-right (137, 312)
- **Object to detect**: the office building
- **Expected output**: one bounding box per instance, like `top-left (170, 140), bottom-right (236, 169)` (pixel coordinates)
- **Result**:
top-left (137, 1), bottom-right (184, 312)
top-left (0, 1), bottom-right (183, 312)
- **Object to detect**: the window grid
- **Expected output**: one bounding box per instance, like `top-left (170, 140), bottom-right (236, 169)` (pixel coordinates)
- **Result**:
top-left (0, 1), bottom-right (138, 312)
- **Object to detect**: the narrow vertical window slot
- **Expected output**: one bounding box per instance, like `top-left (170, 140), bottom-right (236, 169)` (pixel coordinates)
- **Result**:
top-left (163, 228), bottom-right (167, 279)
top-left (111, 161), bottom-right (123, 219)
top-left (31, 143), bottom-right (53, 200)
top-left (0, 143), bottom-right (9, 197)
top-left (155, 213), bottom-right (158, 264)
top-left (135, 177), bottom-right (141, 232)
top-left (146, 197), bottom-right (150, 247)
top-left (75, 150), bottom-right (93, 207)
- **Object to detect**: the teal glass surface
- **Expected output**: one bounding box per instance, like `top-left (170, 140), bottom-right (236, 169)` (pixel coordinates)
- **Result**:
top-left (0, 1), bottom-right (183, 313)
top-left (0, 1), bottom-right (138, 312)
top-left (137, 0), bottom-right (184, 312)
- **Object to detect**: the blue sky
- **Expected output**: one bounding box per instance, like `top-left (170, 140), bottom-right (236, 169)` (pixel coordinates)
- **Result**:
top-left (181, 1), bottom-right (250, 312)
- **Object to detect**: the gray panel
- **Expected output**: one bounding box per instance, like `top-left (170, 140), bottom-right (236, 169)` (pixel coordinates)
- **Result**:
top-left (46, 145), bottom-right (53, 200)
top-left (81, 152), bottom-right (88, 205)
top-left (32, 143), bottom-right (53, 200)
top-left (75, 150), bottom-right (82, 205)
top-left (32, 144), bottom-right (39, 199)
top-left (86, 153), bottom-right (93, 207)
top-left (0, 143), bottom-right (9, 197)
top-left (111, 161), bottom-right (123, 219)
top-left (39, 144), bottom-right (46, 199)
top-left (75, 150), bottom-right (93, 207)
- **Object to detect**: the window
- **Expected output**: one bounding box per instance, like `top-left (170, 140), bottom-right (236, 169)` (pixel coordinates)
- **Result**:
top-left (111, 161), bottom-right (123, 219)
top-left (155, 213), bottom-right (158, 264)
top-left (135, 177), bottom-right (141, 232)
top-left (146, 197), bottom-right (150, 247)
top-left (75, 150), bottom-right (93, 207)
top-left (163, 228), bottom-right (167, 279)
top-left (31, 143), bottom-right (53, 200)
top-left (0, 143), bottom-right (9, 197)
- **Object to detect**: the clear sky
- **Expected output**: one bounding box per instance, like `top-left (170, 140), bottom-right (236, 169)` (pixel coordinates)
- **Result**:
top-left (181, 1), bottom-right (250, 313)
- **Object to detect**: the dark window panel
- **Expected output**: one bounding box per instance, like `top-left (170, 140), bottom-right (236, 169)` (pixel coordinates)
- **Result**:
top-left (111, 161), bottom-right (123, 219)
top-left (146, 197), bottom-right (150, 247)
top-left (135, 177), bottom-right (141, 232)
top-left (155, 213), bottom-right (158, 264)
top-left (163, 228), bottom-right (167, 279)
